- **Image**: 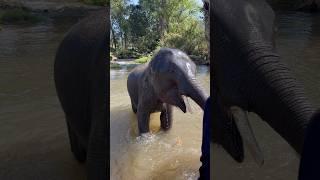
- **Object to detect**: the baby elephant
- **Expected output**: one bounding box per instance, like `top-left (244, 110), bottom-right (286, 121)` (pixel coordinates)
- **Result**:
top-left (127, 48), bottom-right (208, 134)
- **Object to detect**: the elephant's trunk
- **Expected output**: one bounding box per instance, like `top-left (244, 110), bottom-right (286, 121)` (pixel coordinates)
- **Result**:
top-left (246, 46), bottom-right (316, 154)
top-left (178, 72), bottom-right (208, 110)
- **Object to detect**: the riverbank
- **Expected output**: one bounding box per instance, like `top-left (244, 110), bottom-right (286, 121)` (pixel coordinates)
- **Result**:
top-left (268, 0), bottom-right (320, 12)
top-left (0, 0), bottom-right (104, 18)
top-left (110, 55), bottom-right (209, 69)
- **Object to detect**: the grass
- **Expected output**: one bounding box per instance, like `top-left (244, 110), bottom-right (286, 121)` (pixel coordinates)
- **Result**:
top-left (80, 0), bottom-right (108, 6)
top-left (134, 56), bottom-right (152, 64)
top-left (0, 9), bottom-right (42, 24)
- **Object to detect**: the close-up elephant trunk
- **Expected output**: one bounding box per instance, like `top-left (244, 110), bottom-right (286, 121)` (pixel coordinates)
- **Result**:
top-left (245, 48), bottom-right (316, 154)
top-left (211, 0), bottom-right (319, 166)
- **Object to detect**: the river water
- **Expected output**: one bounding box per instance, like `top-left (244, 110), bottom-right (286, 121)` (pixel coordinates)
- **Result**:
top-left (212, 11), bottom-right (320, 180)
top-left (0, 18), bottom-right (87, 179)
top-left (110, 64), bottom-right (210, 180)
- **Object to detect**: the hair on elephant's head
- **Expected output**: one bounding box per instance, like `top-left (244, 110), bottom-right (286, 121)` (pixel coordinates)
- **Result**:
top-left (148, 48), bottom-right (208, 112)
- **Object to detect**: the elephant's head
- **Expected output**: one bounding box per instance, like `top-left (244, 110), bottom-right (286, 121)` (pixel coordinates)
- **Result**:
top-left (209, 0), bottom-right (279, 165)
top-left (148, 48), bottom-right (208, 112)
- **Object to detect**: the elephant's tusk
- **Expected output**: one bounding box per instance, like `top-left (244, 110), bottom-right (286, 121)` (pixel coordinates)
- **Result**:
top-left (230, 106), bottom-right (264, 166)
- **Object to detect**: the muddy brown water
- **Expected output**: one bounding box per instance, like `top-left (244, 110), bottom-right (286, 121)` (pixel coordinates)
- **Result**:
top-left (0, 18), bottom-right (87, 180)
top-left (110, 65), bottom-right (210, 180)
top-left (212, 11), bottom-right (320, 180)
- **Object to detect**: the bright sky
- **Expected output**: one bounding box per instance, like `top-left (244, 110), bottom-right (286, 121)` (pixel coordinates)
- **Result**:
top-left (129, 0), bottom-right (204, 19)
top-left (130, 0), bottom-right (203, 5)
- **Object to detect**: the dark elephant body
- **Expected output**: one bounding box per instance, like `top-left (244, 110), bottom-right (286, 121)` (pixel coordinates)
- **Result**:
top-left (212, 0), bottom-right (318, 163)
top-left (127, 48), bottom-right (208, 134)
top-left (54, 9), bottom-right (107, 180)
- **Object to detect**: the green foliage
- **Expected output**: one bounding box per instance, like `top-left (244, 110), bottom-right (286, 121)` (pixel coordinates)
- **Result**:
top-left (134, 55), bottom-right (152, 64)
top-left (160, 4), bottom-right (208, 58)
top-left (114, 48), bottom-right (141, 59)
top-left (0, 9), bottom-right (41, 24)
top-left (111, 0), bottom-right (130, 50)
top-left (111, 0), bottom-right (208, 63)
top-left (128, 5), bottom-right (148, 38)
top-left (81, 0), bottom-right (107, 6)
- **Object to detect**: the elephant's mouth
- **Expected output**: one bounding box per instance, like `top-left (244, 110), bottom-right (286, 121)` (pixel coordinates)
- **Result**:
top-left (176, 95), bottom-right (195, 113)
top-left (175, 95), bottom-right (187, 113)
top-left (212, 107), bottom-right (245, 163)
top-left (212, 98), bottom-right (264, 166)
top-left (182, 96), bottom-right (193, 113)
top-left (161, 94), bottom-right (193, 113)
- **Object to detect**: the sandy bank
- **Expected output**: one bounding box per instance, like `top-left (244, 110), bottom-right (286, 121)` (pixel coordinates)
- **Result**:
top-left (0, 0), bottom-right (104, 17)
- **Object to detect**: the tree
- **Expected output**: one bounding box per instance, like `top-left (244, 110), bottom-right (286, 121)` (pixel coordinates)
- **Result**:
top-left (111, 0), bottom-right (130, 49)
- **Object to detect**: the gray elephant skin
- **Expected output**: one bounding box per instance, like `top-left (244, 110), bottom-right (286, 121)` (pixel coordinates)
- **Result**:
top-left (54, 9), bottom-right (107, 180)
top-left (211, 0), bottom-right (320, 165)
top-left (127, 48), bottom-right (208, 134)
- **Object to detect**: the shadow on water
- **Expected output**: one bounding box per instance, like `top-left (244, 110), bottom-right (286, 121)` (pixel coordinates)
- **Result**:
top-left (0, 16), bottom-right (88, 179)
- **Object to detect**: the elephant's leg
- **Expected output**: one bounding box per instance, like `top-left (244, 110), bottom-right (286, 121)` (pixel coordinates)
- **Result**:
top-left (66, 121), bottom-right (86, 162)
top-left (160, 103), bottom-right (172, 130)
top-left (137, 107), bottom-right (151, 134)
top-left (130, 98), bottom-right (137, 113)
top-left (86, 114), bottom-right (107, 180)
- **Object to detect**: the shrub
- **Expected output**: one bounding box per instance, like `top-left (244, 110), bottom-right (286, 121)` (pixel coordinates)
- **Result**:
top-left (115, 49), bottom-right (141, 59)
top-left (134, 55), bottom-right (152, 64)
top-left (0, 9), bottom-right (41, 24)
top-left (81, 0), bottom-right (107, 6)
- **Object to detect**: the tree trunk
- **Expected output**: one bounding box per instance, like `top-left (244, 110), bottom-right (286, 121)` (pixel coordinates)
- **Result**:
top-left (203, 0), bottom-right (210, 62)
top-left (159, 0), bottom-right (167, 39)
top-left (111, 27), bottom-right (117, 49)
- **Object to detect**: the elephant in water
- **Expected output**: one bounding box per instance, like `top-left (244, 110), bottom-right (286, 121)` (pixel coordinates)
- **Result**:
top-left (211, 0), bottom-right (320, 166)
top-left (127, 48), bottom-right (209, 134)
top-left (54, 9), bottom-right (107, 180)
